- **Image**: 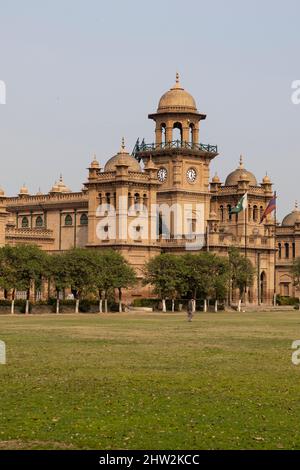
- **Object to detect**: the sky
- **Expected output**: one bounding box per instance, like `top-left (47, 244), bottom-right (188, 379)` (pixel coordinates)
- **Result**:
top-left (0, 0), bottom-right (299, 220)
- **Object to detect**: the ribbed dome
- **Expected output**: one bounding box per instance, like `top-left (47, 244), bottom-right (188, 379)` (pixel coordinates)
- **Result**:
top-left (19, 184), bottom-right (29, 195)
top-left (90, 154), bottom-right (100, 169)
top-left (157, 73), bottom-right (197, 114)
top-left (282, 203), bottom-right (300, 226)
top-left (225, 156), bottom-right (257, 186)
top-left (104, 139), bottom-right (141, 172)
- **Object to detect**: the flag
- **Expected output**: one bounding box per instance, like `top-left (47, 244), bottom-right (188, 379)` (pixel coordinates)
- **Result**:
top-left (231, 192), bottom-right (248, 214)
top-left (260, 194), bottom-right (276, 224)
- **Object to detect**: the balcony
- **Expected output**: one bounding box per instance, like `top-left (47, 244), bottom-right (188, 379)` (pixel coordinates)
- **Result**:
top-left (132, 139), bottom-right (218, 160)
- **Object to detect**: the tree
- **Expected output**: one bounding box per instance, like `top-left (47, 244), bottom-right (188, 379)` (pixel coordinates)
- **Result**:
top-left (94, 250), bottom-right (137, 312)
top-left (48, 253), bottom-right (70, 314)
top-left (291, 258), bottom-right (300, 310)
top-left (0, 246), bottom-right (23, 314)
top-left (182, 252), bottom-right (229, 312)
top-left (0, 245), bottom-right (48, 314)
top-left (228, 248), bottom-right (254, 311)
top-left (64, 248), bottom-right (96, 313)
top-left (16, 245), bottom-right (48, 314)
top-left (143, 254), bottom-right (184, 312)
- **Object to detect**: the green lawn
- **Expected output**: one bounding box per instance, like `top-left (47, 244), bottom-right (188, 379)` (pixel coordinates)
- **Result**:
top-left (0, 311), bottom-right (300, 450)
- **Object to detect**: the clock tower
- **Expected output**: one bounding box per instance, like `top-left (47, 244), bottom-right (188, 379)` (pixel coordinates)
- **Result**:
top-left (134, 74), bottom-right (218, 244)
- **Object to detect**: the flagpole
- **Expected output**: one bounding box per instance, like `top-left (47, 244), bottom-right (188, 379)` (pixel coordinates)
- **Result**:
top-left (244, 205), bottom-right (247, 258)
top-left (273, 191), bottom-right (277, 306)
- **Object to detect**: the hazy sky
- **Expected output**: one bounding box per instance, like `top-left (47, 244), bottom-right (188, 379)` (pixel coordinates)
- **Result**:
top-left (0, 0), bottom-right (299, 219)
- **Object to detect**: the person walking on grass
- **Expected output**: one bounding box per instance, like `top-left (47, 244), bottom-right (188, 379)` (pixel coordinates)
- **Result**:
top-left (187, 296), bottom-right (194, 322)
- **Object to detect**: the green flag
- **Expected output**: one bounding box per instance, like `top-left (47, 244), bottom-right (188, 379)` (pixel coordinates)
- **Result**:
top-left (231, 192), bottom-right (248, 214)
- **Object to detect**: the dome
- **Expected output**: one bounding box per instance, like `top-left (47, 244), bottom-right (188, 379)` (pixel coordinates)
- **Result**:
top-left (90, 154), bottom-right (100, 169)
top-left (262, 173), bottom-right (271, 184)
top-left (282, 202), bottom-right (300, 226)
top-left (211, 173), bottom-right (220, 183)
top-left (19, 184), bottom-right (29, 195)
top-left (225, 156), bottom-right (257, 186)
top-left (104, 139), bottom-right (141, 172)
top-left (157, 73), bottom-right (197, 114)
top-left (57, 174), bottom-right (71, 193)
top-left (0, 187), bottom-right (5, 196)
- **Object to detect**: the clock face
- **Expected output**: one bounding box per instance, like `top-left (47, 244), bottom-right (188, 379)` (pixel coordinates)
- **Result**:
top-left (157, 167), bottom-right (167, 182)
top-left (187, 167), bottom-right (197, 183)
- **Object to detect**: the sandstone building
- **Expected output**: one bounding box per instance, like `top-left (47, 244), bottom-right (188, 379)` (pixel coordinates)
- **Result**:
top-left (0, 75), bottom-right (297, 305)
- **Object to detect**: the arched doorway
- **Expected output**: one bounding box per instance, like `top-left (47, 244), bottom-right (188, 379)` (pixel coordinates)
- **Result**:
top-left (260, 271), bottom-right (267, 304)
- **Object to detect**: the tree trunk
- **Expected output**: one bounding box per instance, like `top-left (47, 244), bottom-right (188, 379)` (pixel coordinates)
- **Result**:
top-left (104, 298), bottom-right (108, 313)
top-left (56, 298), bottom-right (60, 314)
top-left (238, 299), bottom-right (242, 312)
top-left (75, 299), bottom-right (79, 313)
top-left (118, 288), bottom-right (122, 313)
top-left (11, 299), bottom-right (15, 315)
top-left (203, 299), bottom-right (207, 312)
top-left (215, 300), bottom-right (218, 312)
top-left (99, 299), bottom-right (103, 313)
top-left (192, 299), bottom-right (196, 313)
top-left (25, 300), bottom-right (30, 315)
top-left (298, 297), bottom-right (300, 311)
top-left (171, 299), bottom-right (175, 312)
top-left (162, 298), bottom-right (166, 313)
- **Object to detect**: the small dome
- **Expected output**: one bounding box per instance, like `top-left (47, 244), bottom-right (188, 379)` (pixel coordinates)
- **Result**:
top-left (0, 187), bottom-right (5, 196)
top-left (50, 181), bottom-right (59, 193)
top-left (282, 202), bottom-right (300, 226)
top-left (90, 154), bottom-right (100, 169)
top-left (157, 73), bottom-right (197, 114)
top-left (19, 184), bottom-right (29, 195)
top-left (104, 139), bottom-right (141, 172)
top-left (262, 173), bottom-right (271, 184)
top-left (225, 156), bottom-right (257, 186)
top-left (211, 173), bottom-right (220, 183)
top-left (57, 174), bottom-right (71, 193)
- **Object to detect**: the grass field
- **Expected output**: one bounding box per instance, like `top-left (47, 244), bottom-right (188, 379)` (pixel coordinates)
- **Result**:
top-left (0, 311), bottom-right (300, 450)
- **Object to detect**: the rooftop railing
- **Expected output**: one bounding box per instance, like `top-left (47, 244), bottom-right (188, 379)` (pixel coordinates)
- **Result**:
top-left (132, 139), bottom-right (218, 159)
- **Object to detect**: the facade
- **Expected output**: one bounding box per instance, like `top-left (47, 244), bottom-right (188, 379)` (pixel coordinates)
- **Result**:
top-left (0, 75), bottom-right (296, 304)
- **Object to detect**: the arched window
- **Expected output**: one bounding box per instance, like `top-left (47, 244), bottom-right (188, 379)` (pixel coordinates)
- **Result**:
top-left (158, 212), bottom-right (163, 237)
top-left (189, 124), bottom-right (194, 144)
top-left (293, 242), bottom-right (296, 258)
top-left (21, 216), bottom-right (29, 228)
top-left (35, 216), bottom-right (43, 228)
top-left (134, 193), bottom-right (140, 211)
top-left (227, 205), bottom-right (232, 221)
top-left (253, 205), bottom-right (258, 222)
top-left (80, 213), bottom-right (88, 226)
top-left (248, 204), bottom-right (252, 222)
top-left (260, 206), bottom-right (264, 221)
top-left (106, 193), bottom-right (110, 205)
top-left (161, 123), bottom-right (166, 145)
top-left (285, 243), bottom-right (289, 259)
top-left (220, 205), bottom-right (224, 222)
top-left (65, 214), bottom-right (73, 226)
top-left (172, 122), bottom-right (183, 142)
top-left (278, 243), bottom-right (282, 259)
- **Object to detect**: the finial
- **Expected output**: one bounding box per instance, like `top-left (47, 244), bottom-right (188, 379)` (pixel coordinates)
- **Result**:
top-left (176, 72), bottom-right (179, 83)
top-left (239, 155), bottom-right (244, 169)
top-left (295, 200), bottom-right (298, 210)
top-left (120, 137), bottom-right (126, 152)
top-left (93, 153), bottom-right (97, 161)
top-left (59, 173), bottom-right (63, 182)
